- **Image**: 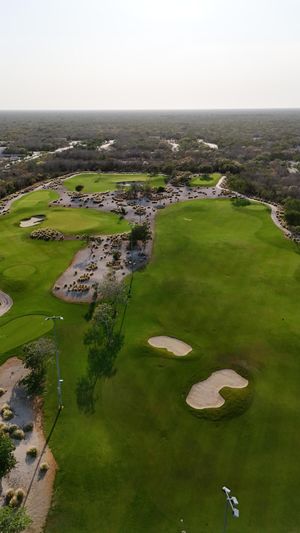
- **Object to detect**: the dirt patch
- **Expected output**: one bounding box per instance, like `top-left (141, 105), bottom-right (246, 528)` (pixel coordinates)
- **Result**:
top-left (0, 357), bottom-right (56, 532)
top-left (186, 369), bottom-right (248, 409)
top-left (148, 336), bottom-right (192, 356)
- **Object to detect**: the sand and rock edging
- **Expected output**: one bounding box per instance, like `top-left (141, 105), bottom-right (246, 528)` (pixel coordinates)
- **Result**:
top-left (186, 369), bottom-right (248, 409)
top-left (0, 357), bottom-right (56, 533)
top-left (0, 290), bottom-right (13, 316)
top-left (148, 336), bottom-right (192, 356)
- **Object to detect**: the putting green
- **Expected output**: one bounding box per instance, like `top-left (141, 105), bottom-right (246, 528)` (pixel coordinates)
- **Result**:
top-left (64, 172), bottom-right (166, 193)
top-left (12, 190), bottom-right (130, 235)
top-left (0, 315), bottom-right (52, 354)
top-left (190, 172), bottom-right (221, 186)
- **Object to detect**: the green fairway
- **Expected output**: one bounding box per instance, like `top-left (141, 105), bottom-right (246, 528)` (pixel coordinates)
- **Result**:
top-left (14, 190), bottom-right (129, 235)
top-left (0, 315), bottom-right (53, 354)
top-left (190, 172), bottom-right (221, 186)
top-left (44, 199), bottom-right (300, 532)
top-left (64, 172), bottom-right (166, 193)
top-left (2, 194), bottom-right (300, 532)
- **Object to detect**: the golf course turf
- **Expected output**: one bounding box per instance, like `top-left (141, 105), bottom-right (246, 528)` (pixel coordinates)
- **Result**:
top-left (0, 190), bottom-right (129, 354)
top-left (64, 172), bottom-right (166, 193)
top-left (1, 192), bottom-right (300, 532)
top-left (190, 172), bottom-right (221, 186)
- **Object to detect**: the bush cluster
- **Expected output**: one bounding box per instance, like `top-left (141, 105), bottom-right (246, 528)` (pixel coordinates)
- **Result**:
top-left (0, 403), bottom-right (14, 421)
top-left (30, 227), bottom-right (64, 240)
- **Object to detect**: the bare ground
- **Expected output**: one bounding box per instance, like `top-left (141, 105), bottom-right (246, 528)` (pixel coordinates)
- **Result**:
top-left (0, 357), bottom-right (56, 533)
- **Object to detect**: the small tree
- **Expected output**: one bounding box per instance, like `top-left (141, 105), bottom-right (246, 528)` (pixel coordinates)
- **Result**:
top-left (75, 184), bottom-right (84, 192)
top-left (77, 276), bottom-right (126, 413)
top-left (0, 507), bottom-right (31, 533)
top-left (0, 431), bottom-right (16, 479)
top-left (96, 275), bottom-right (128, 307)
top-left (21, 338), bottom-right (55, 396)
top-left (130, 223), bottom-right (151, 247)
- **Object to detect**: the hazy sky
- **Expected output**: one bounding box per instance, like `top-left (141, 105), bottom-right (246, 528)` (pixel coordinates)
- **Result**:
top-left (1, 0), bottom-right (299, 109)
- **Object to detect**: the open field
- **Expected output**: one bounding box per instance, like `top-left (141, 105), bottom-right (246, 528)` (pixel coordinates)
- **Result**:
top-left (64, 172), bottom-right (166, 193)
top-left (2, 194), bottom-right (300, 532)
top-left (190, 172), bottom-right (221, 186)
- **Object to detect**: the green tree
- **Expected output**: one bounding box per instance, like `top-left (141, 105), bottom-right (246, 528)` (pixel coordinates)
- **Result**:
top-left (130, 223), bottom-right (151, 247)
top-left (75, 184), bottom-right (84, 192)
top-left (21, 338), bottom-right (55, 396)
top-left (0, 431), bottom-right (16, 479)
top-left (0, 507), bottom-right (31, 533)
top-left (77, 277), bottom-right (126, 413)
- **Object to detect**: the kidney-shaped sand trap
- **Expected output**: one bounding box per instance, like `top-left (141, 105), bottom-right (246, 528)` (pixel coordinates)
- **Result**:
top-left (186, 369), bottom-right (248, 409)
top-left (20, 214), bottom-right (45, 228)
top-left (148, 336), bottom-right (192, 356)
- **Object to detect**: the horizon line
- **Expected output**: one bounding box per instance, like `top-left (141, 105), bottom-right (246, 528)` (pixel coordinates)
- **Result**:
top-left (0, 107), bottom-right (300, 112)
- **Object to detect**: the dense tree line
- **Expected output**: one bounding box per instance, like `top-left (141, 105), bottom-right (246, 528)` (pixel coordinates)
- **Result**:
top-left (0, 111), bottom-right (299, 223)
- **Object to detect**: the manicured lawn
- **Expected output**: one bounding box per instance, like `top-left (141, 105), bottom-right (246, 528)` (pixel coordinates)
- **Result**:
top-left (2, 194), bottom-right (300, 532)
top-left (13, 190), bottom-right (130, 235)
top-left (45, 200), bottom-right (300, 532)
top-left (64, 172), bottom-right (166, 193)
top-left (0, 191), bottom-right (129, 359)
top-left (190, 172), bottom-right (221, 186)
top-left (0, 315), bottom-right (53, 354)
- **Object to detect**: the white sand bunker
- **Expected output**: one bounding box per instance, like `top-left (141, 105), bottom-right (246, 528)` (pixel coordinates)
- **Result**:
top-left (186, 369), bottom-right (248, 409)
top-left (148, 336), bottom-right (192, 356)
top-left (20, 215), bottom-right (45, 228)
top-left (0, 290), bottom-right (13, 316)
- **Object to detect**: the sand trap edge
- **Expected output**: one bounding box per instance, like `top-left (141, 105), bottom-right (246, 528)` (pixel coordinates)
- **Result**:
top-left (148, 336), bottom-right (192, 356)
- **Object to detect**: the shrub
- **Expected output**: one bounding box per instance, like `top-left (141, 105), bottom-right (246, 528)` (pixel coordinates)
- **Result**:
top-left (0, 403), bottom-right (10, 414)
top-left (26, 447), bottom-right (37, 458)
top-left (15, 489), bottom-right (25, 504)
top-left (0, 422), bottom-right (9, 432)
top-left (0, 432), bottom-right (16, 478)
top-left (30, 227), bottom-right (64, 241)
top-left (2, 409), bottom-right (14, 421)
top-left (5, 489), bottom-right (15, 505)
top-left (11, 429), bottom-right (25, 440)
top-left (9, 495), bottom-right (19, 508)
top-left (231, 197), bottom-right (251, 207)
top-left (0, 388), bottom-right (6, 397)
top-left (40, 462), bottom-right (49, 472)
top-left (7, 424), bottom-right (19, 435)
top-left (0, 506), bottom-right (32, 532)
top-left (23, 422), bottom-right (33, 432)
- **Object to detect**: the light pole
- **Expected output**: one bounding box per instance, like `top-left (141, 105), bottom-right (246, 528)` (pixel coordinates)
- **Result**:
top-left (222, 486), bottom-right (239, 533)
top-left (45, 315), bottom-right (64, 408)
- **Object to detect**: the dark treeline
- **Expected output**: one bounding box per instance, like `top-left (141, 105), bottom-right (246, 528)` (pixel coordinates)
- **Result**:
top-left (0, 110), bottom-right (299, 210)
